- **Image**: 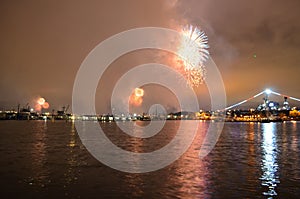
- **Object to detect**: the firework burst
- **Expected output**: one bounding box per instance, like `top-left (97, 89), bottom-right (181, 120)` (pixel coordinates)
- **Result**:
top-left (177, 25), bottom-right (209, 87)
top-left (129, 88), bottom-right (144, 106)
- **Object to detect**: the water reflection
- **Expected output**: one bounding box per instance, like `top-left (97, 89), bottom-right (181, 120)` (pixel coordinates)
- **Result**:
top-left (175, 160), bottom-right (210, 199)
top-left (291, 121), bottom-right (299, 152)
top-left (30, 121), bottom-right (50, 187)
top-left (64, 122), bottom-right (79, 185)
top-left (123, 173), bottom-right (145, 198)
top-left (260, 123), bottom-right (280, 197)
top-left (246, 122), bottom-right (256, 183)
top-left (164, 121), bottom-right (210, 199)
top-left (2, 121), bottom-right (300, 198)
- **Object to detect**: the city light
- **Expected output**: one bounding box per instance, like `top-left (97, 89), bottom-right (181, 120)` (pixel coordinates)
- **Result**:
top-left (265, 89), bottom-right (272, 95)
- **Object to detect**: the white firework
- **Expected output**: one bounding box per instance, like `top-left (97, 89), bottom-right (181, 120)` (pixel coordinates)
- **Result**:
top-left (177, 25), bottom-right (209, 86)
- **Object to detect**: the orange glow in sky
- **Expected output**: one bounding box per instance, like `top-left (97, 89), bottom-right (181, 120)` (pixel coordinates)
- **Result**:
top-left (35, 104), bottom-right (42, 111)
top-left (35, 97), bottom-right (50, 111)
top-left (129, 95), bottom-right (143, 106)
top-left (42, 102), bottom-right (50, 109)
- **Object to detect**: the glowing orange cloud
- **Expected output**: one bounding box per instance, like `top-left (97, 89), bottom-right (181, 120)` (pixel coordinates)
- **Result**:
top-left (42, 102), bottom-right (50, 109)
top-left (35, 104), bottom-right (42, 111)
top-left (35, 97), bottom-right (50, 111)
top-left (129, 95), bottom-right (143, 106)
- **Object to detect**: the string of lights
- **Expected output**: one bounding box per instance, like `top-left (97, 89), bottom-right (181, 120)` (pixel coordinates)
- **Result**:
top-left (225, 89), bottom-right (300, 110)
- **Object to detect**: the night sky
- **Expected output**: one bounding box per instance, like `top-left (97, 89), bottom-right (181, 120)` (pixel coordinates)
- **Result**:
top-left (1, 0), bottom-right (300, 113)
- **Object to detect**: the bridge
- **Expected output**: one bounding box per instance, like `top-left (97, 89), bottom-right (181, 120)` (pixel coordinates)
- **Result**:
top-left (225, 89), bottom-right (300, 110)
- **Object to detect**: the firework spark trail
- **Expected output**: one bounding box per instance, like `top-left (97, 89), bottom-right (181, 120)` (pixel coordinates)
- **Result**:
top-left (177, 25), bottom-right (209, 87)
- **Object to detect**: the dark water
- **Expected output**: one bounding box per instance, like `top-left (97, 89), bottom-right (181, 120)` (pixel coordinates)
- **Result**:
top-left (0, 120), bottom-right (299, 198)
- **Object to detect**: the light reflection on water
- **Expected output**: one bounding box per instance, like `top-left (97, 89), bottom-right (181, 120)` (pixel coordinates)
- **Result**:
top-left (260, 123), bottom-right (280, 197)
top-left (64, 122), bottom-right (79, 185)
top-left (0, 121), bottom-right (299, 198)
top-left (30, 121), bottom-right (50, 187)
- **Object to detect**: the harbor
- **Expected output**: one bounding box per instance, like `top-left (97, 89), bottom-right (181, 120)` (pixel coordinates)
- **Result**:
top-left (1, 89), bottom-right (300, 123)
top-left (1, 1), bottom-right (300, 198)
